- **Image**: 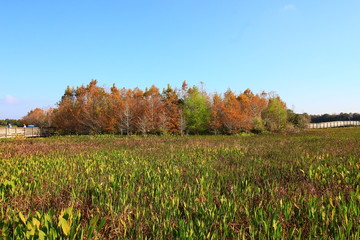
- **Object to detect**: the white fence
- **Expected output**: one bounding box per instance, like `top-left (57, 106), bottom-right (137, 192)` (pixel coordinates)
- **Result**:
top-left (0, 127), bottom-right (41, 138)
top-left (309, 121), bottom-right (360, 129)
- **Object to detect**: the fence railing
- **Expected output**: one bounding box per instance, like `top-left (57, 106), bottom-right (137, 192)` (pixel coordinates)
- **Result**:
top-left (0, 127), bottom-right (41, 138)
top-left (308, 121), bottom-right (360, 129)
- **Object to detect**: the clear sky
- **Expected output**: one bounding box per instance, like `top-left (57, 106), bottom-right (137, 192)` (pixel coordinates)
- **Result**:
top-left (1, 0), bottom-right (359, 119)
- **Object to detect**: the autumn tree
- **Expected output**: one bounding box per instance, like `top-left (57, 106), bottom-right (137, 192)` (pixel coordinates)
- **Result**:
top-left (52, 86), bottom-right (82, 133)
top-left (22, 108), bottom-right (53, 127)
top-left (162, 84), bottom-right (181, 133)
top-left (119, 89), bottom-right (134, 135)
top-left (138, 85), bottom-right (167, 134)
top-left (221, 90), bottom-right (242, 133)
top-left (248, 91), bottom-right (268, 132)
top-left (74, 80), bottom-right (113, 134)
top-left (53, 80), bottom-right (113, 134)
top-left (237, 90), bottom-right (253, 131)
top-left (109, 84), bottom-right (125, 134)
top-left (126, 88), bottom-right (144, 134)
top-left (119, 88), bottom-right (143, 135)
top-left (210, 93), bottom-right (224, 134)
top-left (237, 89), bottom-right (267, 131)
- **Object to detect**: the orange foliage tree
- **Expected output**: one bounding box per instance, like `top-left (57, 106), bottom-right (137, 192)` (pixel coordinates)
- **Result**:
top-left (109, 84), bottom-right (125, 133)
top-left (162, 84), bottom-right (181, 133)
top-left (237, 89), bottom-right (268, 131)
top-left (210, 93), bottom-right (224, 134)
top-left (52, 86), bottom-right (82, 133)
top-left (22, 108), bottom-right (53, 127)
top-left (137, 85), bottom-right (167, 134)
top-left (222, 90), bottom-right (242, 133)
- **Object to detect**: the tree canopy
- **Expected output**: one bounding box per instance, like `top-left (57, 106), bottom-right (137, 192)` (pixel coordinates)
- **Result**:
top-left (21, 80), bottom-right (308, 134)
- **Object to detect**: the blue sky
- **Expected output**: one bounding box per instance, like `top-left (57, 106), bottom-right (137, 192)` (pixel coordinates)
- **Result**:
top-left (1, 0), bottom-right (359, 119)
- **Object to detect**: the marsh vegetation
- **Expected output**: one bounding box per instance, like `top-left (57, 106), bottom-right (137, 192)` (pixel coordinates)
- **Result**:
top-left (1, 128), bottom-right (359, 239)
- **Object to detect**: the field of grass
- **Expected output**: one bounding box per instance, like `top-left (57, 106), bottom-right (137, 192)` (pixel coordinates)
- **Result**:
top-left (1, 128), bottom-right (360, 239)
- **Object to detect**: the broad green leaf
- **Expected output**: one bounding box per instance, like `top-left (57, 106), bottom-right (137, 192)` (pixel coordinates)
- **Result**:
top-left (19, 212), bottom-right (27, 225)
top-left (59, 217), bottom-right (70, 236)
top-left (32, 218), bottom-right (41, 229)
top-left (26, 222), bottom-right (35, 236)
top-left (38, 230), bottom-right (46, 240)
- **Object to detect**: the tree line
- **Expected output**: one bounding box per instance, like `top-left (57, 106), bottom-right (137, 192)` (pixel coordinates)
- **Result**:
top-left (21, 80), bottom-right (309, 135)
top-left (0, 119), bottom-right (23, 127)
top-left (310, 113), bottom-right (360, 123)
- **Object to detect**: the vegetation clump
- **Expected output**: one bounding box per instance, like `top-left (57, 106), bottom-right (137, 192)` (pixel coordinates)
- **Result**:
top-left (20, 80), bottom-right (309, 135)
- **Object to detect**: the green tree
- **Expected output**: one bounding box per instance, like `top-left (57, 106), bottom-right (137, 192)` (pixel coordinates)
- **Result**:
top-left (287, 110), bottom-right (310, 129)
top-left (261, 96), bottom-right (288, 132)
top-left (182, 86), bottom-right (211, 134)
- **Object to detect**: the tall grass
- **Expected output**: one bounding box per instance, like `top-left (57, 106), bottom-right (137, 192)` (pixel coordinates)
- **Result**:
top-left (1, 128), bottom-right (359, 239)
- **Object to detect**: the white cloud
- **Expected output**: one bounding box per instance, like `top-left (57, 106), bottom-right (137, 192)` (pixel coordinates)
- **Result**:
top-left (281, 4), bottom-right (296, 12)
top-left (5, 94), bottom-right (19, 104)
